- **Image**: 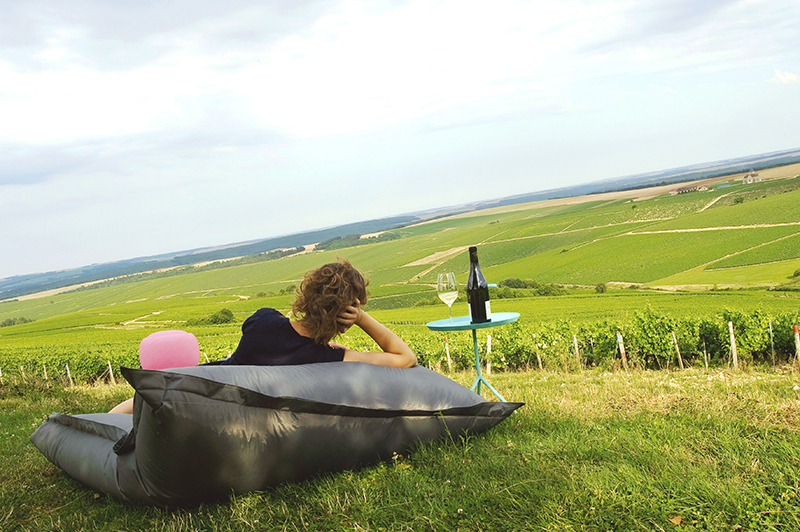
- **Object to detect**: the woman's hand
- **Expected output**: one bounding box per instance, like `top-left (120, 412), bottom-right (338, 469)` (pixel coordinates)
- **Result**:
top-left (336, 301), bottom-right (362, 332)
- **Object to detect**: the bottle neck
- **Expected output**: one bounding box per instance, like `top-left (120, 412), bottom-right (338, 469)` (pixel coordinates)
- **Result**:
top-left (469, 260), bottom-right (480, 276)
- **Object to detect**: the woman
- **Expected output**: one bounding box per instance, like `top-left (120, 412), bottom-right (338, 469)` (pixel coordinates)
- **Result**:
top-left (110, 260), bottom-right (415, 414)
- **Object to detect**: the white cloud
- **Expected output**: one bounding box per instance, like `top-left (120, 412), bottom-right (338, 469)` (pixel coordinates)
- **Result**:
top-left (770, 68), bottom-right (799, 85)
top-left (3, 0), bottom-right (796, 144)
top-left (1, 0), bottom-right (618, 143)
top-left (0, 61), bottom-right (204, 143)
top-left (237, 0), bottom-right (625, 137)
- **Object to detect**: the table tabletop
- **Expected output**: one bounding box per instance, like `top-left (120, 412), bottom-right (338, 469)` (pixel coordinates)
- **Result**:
top-left (426, 312), bottom-right (520, 332)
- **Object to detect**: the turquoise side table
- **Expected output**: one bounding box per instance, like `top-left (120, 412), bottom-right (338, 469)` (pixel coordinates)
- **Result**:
top-left (426, 312), bottom-right (520, 402)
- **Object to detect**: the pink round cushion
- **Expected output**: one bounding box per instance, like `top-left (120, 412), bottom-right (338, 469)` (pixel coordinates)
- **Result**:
top-left (139, 330), bottom-right (200, 370)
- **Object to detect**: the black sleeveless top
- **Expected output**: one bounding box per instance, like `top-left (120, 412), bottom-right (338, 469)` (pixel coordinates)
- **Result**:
top-left (220, 308), bottom-right (345, 366)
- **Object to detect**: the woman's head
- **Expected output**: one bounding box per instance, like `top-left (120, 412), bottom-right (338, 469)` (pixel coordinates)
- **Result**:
top-left (292, 259), bottom-right (369, 345)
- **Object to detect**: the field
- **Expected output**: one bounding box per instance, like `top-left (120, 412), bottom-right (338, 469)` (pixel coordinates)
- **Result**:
top-left (2, 167), bottom-right (800, 530)
top-left (2, 170), bottom-right (800, 382)
top-left (5, 369), bottom-right (800, 531)
top-left (2, 290), bottom-right (800, 386)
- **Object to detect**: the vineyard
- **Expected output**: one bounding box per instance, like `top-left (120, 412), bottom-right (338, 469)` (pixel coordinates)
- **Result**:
top-left (2, 303), bottom-right (799, 387)
top-left (2, 170), bottom-right (800, 386)
top-left (2, 291), bottom-right (800, 389)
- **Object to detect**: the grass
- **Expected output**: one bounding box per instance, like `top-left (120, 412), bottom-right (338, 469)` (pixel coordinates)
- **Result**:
top-left (4, 368), bottom-right (800, 531)
top-left (395, 289), bottom-right (800, 325)
top-left (484, 226), bottom-right (800, 285)
top-left (709, 232), bottom-right (800, 269)
top-left (646, 182), bottom-right (800, 230)
top-left (652, 259), bottom-right (800, 289)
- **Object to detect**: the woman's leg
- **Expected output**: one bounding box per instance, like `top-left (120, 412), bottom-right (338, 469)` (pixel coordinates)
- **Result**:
top-left (109, 398), bottom-right (134, 414)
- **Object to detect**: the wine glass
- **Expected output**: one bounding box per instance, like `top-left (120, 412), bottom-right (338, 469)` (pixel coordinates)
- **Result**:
top-left (437, 273), bottom-right (458, 320)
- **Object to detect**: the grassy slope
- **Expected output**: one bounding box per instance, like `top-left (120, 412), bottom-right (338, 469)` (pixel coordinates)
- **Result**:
top-left (651, 260), bottom-right (800, 289)
top-left (711, 233), bottom-right (800, 269)
top-left (2, 174), bottom-right (799, 338)
top-left (5, 370), bottom-right (800, 531)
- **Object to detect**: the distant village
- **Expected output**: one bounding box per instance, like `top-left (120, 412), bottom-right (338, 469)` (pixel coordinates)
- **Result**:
top-left (670, 169), bottom-right (761, 195)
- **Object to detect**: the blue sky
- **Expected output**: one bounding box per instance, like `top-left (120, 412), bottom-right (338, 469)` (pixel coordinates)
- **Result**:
top-left (1, 0), bottom-right (799, 279)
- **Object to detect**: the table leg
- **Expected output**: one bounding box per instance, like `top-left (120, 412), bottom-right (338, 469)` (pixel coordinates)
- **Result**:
top-left (469, 329), bottom-right (507, 402)
top-left (471, 329), bottom-right (482, 394)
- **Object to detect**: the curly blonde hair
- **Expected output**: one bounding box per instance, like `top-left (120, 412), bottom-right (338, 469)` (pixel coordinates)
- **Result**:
top-left (291, 259), bottom-right (369, 345)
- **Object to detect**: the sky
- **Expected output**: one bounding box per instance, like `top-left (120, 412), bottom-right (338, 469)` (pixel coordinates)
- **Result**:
top-left (1, 0), bottom-right (799, 279)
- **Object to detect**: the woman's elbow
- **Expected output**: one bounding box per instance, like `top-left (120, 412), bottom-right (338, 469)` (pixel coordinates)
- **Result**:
top-left (381, 350), bottom-right (417, 368)
top-left (400, 351), bottom-right (417, 368)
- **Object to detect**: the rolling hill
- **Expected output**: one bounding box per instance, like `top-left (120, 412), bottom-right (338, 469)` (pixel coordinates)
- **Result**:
top-left (2, 166), bottom-right (799, 329)
top-left (4, 148), bottom-right (800, 301)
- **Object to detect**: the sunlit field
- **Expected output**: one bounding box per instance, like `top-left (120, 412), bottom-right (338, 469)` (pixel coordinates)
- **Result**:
top-left (4, 369), bottom-right (800, 531)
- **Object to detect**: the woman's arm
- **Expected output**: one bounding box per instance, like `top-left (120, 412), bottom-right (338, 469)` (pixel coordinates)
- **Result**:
top-left (336, 304), bottom-right (417, 368)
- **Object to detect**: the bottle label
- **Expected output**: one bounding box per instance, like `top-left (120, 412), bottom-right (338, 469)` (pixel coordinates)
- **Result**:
top-left (468, 301), bottom-right (491, 323)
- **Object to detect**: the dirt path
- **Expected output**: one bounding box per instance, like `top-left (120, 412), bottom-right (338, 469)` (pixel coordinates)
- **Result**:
top-left (626, 222), bottom-right (800, 235)
top-left (403, 246), bottom-right (470, 283)
top-left (698, 193), bottom-right (728, 212)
